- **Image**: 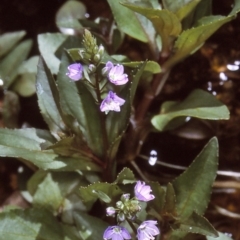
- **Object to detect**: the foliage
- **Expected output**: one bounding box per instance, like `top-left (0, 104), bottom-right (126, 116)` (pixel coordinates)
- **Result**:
top-left (0, 0), bottom-right (239, 240)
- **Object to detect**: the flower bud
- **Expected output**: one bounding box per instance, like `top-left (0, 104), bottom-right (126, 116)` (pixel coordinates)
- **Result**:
top-left (106, 207), bottom-right (116, 217)
top-left (117, 212), bottom-right (125, 222)
top-left (121, 194), bottom-right (130, 202)
top-left (116, 200), bottom-right (124, 209)
top-left (93, 54), bottom-right (101, 63)
top-left (98, 44), bottom-right (104, 56)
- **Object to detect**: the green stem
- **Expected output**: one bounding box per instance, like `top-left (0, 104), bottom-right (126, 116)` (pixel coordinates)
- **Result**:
top-left (95, 74), bottom-right (109, 162)
top-left (126, 218), bottom-right (138, 235)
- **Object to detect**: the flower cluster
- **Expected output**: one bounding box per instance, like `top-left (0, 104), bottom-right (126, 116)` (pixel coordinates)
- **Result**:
top-left (66, 60), bottom-right (128, 114)
top-left (103, 181), bottom-right (160, 240)
top-left (100, 61), bottom-right (128, 114)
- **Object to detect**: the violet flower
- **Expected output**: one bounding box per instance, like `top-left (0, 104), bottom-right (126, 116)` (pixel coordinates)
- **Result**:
top-left (134, 181), bottom-right (155, 202)
top-left (102, 61), bottom-right (114, 75)
top-left (100, 91), bottom-right (125, 114)
top-left (66, 63), bottom-right (83, 81)
top-left (137, 221), bottom-right (160, 240)
top-left (108, 63), bottom-right (128, 85)
top-left (103, 226), bottom-right (131, 240)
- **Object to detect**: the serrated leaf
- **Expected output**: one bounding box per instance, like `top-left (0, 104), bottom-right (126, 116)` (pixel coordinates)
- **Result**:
top-left (0, 39), bottom-right (32, 87)
top-left (0, 128), bottom-right (102, 171)
top-left (36, 56), bottom-right (66, 139)
top-left (207, 232), bottom-right (234, 240)
top-left (107, 0), bottom-right (148, 42)
top-left (74, 211), bottom-right (108, 240)
top-left (164, 6), bottom-right (240, 69)
top-left (172, 212), bottom-right (218, 237)
top-left (0, 208), bottom-right (64, 240)
top-left (38, 33), bottom-right (68, 74)
top-left (0, 30), bottom-right (26, 58)
top-left (121, 3), bottom-right (181, 52)
top-left (79, 182), bottom-right (122, 204)
top-left (114, 167), bottom-right (136, 184)
top-left (33, 173), bottom-right (63, 212)
top-left (57, 51), bottom-right (105, 158)
top-left (151, 89), bottom-right (230, 131)
top-left (172, 137), bottom-right (218, 219)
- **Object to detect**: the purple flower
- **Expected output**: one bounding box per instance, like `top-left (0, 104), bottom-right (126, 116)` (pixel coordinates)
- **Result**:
top-left (100, 91), bottom-right (125, 114)
top-left (134, 181), bottom-right (155, 202)
top-left (108, 64), bottom-right (128, 85)
top-left (66, 63), bottom-right (83, 81)
top-left (106, 207), bottom-right (116, 217)
top-left (103, 226), bottom-right (131, 240)
top-left (102, 61), bottom-right (114, 75)
top-left (137, 221), bottom-right (160, 240)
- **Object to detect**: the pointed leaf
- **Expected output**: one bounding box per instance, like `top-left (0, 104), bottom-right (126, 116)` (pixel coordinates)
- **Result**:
top-left (107, 0), bottom-right (148, 42)
top-left (38, 33), bottom-right (68, 74)
top-left (114, 167), bottom-right (136, 184)
top-left (0, 39), bottom-right (32, 87)
top-left (57, 52), bottom-right (105, 158)
top-left (151, 89), bottom-right (230, 131)
top-left (0, 30), bottom-right (26, 58)
top-left (36, 56), bottom-right (67, 139)
top-left (172, 137), bottom-right (218, 219)
top-left (33, 173), bottom-right (63, 212)
top-left (0, 208), bottom-right (64, 240)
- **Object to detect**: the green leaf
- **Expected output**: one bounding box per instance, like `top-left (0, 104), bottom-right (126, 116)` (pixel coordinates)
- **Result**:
top-left (162, 183), bottom-right (177, 215)
top-left (79, 182), bottom-right (122, 204)
top-left (0, 128), bottom-right (102, 171)
top-left (151, 89), bottom-right (230, 131)
top-left (172, 137), bottom-right (218, 219)
top-left (0, 30), bottom-right (26, 58)
top-left (2, 91), bottom-right (20, 128)
top-left (164, 9), bottom-right (240, 69)
top-left (0, 39), bottom-right (32, 87)
top-left (175, 0), bottom-right (201, 21)
top-left (162, 0), bottom-right (195, 13)
top-left (74, 211), bottom-right (108, 240)
top-left (207, 232), bottom-right (234, 240)
top-left (148, 182), bottom-right (166, 213)
top-left (172, 212), bottom-right (218, 237)
top-left (121, 3), bottom-right (181, 53)
top-left (123, 60), bottom-right (161, 74)
top-left (62, 224), bottom-right (82, 240)
top-left (57, 52), bottom-right (105, 158)
top-left (36, 56), bottom-right (66, 139)
top-left (114, 167), bottom-right (136, 184)
top-left (33, 173), bottom-right (63, 213)
top-left (38, 33), bottom-right (68, 74)
top-left (56, 0), bottom-right (86, 32)
top-left (107, 0), bottom-right (148, 42)
top-left (0, 208), bottom-right (64, 240)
